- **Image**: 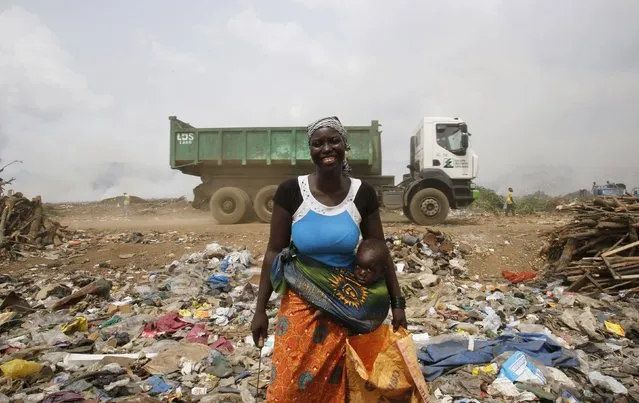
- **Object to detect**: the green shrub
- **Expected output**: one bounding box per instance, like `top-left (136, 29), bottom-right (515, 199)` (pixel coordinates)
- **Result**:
top-left (512, 191), bottom-right (554, 214)
top-left (469, 188), bottom-right (558, 215)
top-left (469, 186), bottom-right (504, 213)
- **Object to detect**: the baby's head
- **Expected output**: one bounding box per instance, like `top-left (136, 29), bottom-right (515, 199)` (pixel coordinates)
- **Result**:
top-left (354, 239), bottom-right (390, 285)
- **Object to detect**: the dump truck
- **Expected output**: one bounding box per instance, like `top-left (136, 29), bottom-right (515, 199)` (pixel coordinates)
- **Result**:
top-left (592, 182), bottom-right (627, 197)
top-left (169, 116), bottom-right (479, 225)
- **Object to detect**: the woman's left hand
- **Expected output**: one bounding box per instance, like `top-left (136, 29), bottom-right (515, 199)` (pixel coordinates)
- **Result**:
top-left (391, 308), bottom-right (407, 331)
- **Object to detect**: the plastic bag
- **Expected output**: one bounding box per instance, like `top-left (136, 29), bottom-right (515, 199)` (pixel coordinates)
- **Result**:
top-left (498, 351), bottom-right (546, 385)
top-left (481, 307), bottom-right (502, 332)
top-left (0, 359), bottom-right (42, 378)
top-left (60, 317), bottom-right (88, 334)
top-left (502, 270), bottom-right (537, 283)
top-left (604, 321), bottom-right (625, 337)
top-left (345, 324), bottom-right (430, 402)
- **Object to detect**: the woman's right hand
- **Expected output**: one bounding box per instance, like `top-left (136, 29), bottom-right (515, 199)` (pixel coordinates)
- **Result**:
top-left (251, 310), bottom-right (269, 347)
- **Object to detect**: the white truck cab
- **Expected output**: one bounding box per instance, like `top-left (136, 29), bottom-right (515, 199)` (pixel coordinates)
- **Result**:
top-left (384, 117), bottom-right (479, 224)
top-left (414, 117), bottom-right (478, 180)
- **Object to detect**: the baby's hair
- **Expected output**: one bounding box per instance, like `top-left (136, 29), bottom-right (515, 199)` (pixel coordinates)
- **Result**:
top-left (357, 238), bottom-right (390, 262)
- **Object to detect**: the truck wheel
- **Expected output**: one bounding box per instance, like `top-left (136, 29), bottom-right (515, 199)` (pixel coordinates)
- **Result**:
top-left (402, 205), bottom-right (414, 221)
top-left (254, 185), bottom-right (278, 223)
top-left (210, 187), bottom-right (247, 224)
top-left (239, 189), bottom-right (255, 221)
top-left (408, 188), bottom-right (450, 225)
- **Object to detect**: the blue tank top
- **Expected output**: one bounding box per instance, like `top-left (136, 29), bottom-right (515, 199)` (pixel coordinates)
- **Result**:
top-left (290, 175), bottom-right (363, 269)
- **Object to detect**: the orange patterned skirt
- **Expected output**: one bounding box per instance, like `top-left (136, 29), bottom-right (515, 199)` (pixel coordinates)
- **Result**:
top-left (266, 291), bottom-right (348, 402)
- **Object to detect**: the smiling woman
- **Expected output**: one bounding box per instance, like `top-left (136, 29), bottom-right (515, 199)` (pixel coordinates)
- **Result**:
top-left (250, 116), bottom-right (406, 402)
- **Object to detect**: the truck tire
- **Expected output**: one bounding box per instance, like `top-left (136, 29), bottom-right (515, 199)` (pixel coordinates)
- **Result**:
top-left (254, 185), bottom-right (278, 223)
top-left (239, 188), bottom-right (256, 221)
top-left (402, 205), bottom-right (414, 221)
top-left (408, 188), bottom-right (450, 225)
top-left (209, 187), bottom-right (248, 224)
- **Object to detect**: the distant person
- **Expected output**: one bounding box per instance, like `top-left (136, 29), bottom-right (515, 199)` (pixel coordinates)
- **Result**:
top-left (121, 192), bottom-right (131, 217)
top-left (505, 187), bottom-right (515, 216)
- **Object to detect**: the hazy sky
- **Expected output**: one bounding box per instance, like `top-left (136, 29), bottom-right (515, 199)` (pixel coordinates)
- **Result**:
top-left (1, 0), bottom-right (638, 202)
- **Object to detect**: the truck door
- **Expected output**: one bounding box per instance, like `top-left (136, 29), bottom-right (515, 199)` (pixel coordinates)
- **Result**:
top-left (434, 124), bottom-right (470, 179)
top-left (414, 128), bottom-right (423, 172)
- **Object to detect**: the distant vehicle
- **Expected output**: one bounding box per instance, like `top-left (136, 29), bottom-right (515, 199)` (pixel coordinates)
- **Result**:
top-left (592, 181), bottom-right (627, 197)
top-left (633, 187), bottom-right (639, 197)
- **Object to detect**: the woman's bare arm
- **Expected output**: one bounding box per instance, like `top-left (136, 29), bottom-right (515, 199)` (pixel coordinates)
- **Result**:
top-left (255, 204), bottom-right (292, 313)
top-left (360, 210), bottom-right (407, 330)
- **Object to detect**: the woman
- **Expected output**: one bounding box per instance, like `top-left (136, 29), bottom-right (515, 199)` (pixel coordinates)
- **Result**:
top-left (250, 116), bottom-right (407, 402)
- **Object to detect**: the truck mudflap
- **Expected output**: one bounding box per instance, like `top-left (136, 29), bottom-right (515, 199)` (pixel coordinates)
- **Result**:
top-left (451, 179), bottom-right (475, 208)
top-left (192, 182), bottom-right (213, 210)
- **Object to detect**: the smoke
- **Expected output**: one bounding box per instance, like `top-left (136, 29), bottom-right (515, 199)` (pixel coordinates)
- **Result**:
top-left (1, 2), bottom-right (638, 202)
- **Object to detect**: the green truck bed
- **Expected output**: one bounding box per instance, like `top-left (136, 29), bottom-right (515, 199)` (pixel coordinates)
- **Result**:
top-left (170, 116), bottom-right (384, 177)
top-left (169, 116), bottom-right (395, 223)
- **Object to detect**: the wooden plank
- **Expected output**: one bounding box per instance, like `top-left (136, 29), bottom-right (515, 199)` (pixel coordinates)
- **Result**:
top-left (566, 275), bottom-right (589, 292)
top-left (603, 280), bottom-right (639, 290)
top-left (557, 238), bottom-right (577, 269)
top-left (613, 197), bottom-right (628, 212)
top-left (610, 258), bottom-right (639, 264)
top-left (602, 257), bottom-right (621, 280)
top-left (585, 272), bottom-right (604, 292)
top-left (601, 240), bottom-right (639, 257)
top-left (603, 235), bottom-right (628, 255)
top-left (615, 275), bottom-right (639, 280)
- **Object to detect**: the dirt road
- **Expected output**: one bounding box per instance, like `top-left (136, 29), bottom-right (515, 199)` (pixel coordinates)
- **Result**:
top-left (1, 200), bottom-right (565, 279)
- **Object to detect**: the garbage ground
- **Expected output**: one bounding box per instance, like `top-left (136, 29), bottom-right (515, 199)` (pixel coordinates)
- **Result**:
top-left (1, 198), bottom-right (638, 402)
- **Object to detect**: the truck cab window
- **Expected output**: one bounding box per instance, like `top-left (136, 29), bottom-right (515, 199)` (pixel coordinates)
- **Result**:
top-left (436, 125), bottom-right (466, 155)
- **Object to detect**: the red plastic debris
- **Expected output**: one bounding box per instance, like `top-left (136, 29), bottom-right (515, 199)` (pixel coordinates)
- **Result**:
top-left (502, 270), bottom-right (536, 283)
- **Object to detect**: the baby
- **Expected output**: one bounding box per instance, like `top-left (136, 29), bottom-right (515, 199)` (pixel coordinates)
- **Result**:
top-left (353, 238), bottom-right (389, 285)
top-left (313, 239), bottom-right (389, 320)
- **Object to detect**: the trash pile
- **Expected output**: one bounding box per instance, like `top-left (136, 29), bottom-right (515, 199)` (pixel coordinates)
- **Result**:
top-left (387, 229), bottom-right (468, 277)
top-left (2, 229), bottom-right (210, 265)
top-left (0, 193), bottom-right (73, 259)
top-left (389, 204), bottom-right (639, 401)
top-left (400, 271), bottom-right (639, 401)
top-left (0, 242), bottom-right (270, 401)
top-left (48, 197), bottom-right (196, 221)
top-left (2, 225), bottom-right (638, 402)
top-left (540, 196), bottom-right (639, 293)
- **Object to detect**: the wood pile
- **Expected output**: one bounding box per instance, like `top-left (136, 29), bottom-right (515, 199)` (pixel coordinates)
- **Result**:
top-left (541, 196), bottom-right (639, 293)
top-left (0, 192), bottom-right (73, 259)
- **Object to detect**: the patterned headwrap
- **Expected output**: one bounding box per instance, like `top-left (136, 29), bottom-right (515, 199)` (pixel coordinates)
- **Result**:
top-left (306, 116), bottom-right (352, 175)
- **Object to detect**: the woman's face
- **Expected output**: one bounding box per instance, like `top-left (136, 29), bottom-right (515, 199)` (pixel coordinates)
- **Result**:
top-left (309, 127), bottom-right (346, 171)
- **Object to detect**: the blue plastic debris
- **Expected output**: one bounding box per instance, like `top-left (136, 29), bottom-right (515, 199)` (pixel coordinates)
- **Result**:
top-left (146, 376), bottom-right (171, 395)
top-left (499, 351), bottom-right (546, 385)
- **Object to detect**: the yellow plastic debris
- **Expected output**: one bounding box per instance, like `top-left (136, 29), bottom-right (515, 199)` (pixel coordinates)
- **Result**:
top-left (472, 363), bottom-right (498, 376)
top-left (605, 321), bottom-right (625, 337)
top-left (61, 317), bottom-right (89, 334)
top-left (0, 359), bottom-right (42, 378)
top-left (194, 310), bottom-right (211, 319)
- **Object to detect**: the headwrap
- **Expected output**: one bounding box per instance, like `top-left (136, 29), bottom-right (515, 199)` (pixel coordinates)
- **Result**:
top-left (306, 116), bottom-right (352, 175)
